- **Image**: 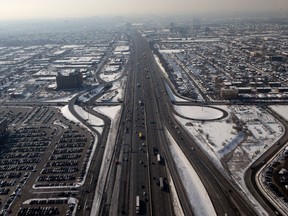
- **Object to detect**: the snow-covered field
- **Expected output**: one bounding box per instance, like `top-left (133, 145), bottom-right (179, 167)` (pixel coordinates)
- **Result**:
top-left (93, 105), bottom-right (121, 119)
top-left (174, 105), bottom-right (224, 120)
top-left (174, 105), bottom-right (283, 215)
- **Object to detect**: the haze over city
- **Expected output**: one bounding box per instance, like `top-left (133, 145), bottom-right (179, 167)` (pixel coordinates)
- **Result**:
top-left (0, 0), bottom-right (288, 20)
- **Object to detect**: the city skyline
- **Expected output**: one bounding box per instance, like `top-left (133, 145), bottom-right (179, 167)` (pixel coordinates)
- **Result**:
top-left (0, 0), bottom-right (288, 21)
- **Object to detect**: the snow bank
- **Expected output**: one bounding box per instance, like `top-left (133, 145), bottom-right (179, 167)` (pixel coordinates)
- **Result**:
top-left (166, 129), bottom-right (216, 216)
top-left (164, 82), bottom-right (189, 102)
top-left (90, 105), bottom-right (122, 215)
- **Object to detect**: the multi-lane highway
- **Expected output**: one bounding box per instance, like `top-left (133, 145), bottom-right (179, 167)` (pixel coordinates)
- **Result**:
top-left (101, 31), bottom-right (261, 216)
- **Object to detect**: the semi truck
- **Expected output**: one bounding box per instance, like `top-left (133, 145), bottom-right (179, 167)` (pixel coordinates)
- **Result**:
top-left (159, 177), bottom-right (164, 190)
top-left (157, 153), bottom-right (161, 164)
top-left (136, 195), bottom-right (140, 214)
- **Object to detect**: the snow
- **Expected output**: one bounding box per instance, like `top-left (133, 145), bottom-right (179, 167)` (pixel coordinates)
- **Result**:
top-left (53, 120), bottom-right (69, 129)
top-left (78, 85), bottom-right (105, 103)
top-left (100, 71), bottom-right (123, 82)
top-left (269, 105), bottom-right (288, 121)
top-left (167, 169), bottom-right (184, 216)
top-left (60, 105), bottom-right (104, 134)
top-left (153, 53), bottom-right (189, 103)
top-left (173, 105), bottom-right (283, 215)
top-left (93, 105), bottom-right (121, 120)
top-left (74, 105), bottom-right (104, 133)
top-left (91, 105), bottom-right (122, 215)
top-left (159, 49), bottom-right (184, 53)
top-left (154, 54), bottom-right (168, 78)
top-left (46, 93), bottom-right (78, 103)
top-left (166, 128), bottom-right (216, 216)
top-left (61, 105), bottom-right (81, 124)
top-left (174, 105), bottom-right (224, 120)
top-left (96, 77), bottom-right (126, 103)
top-left (164, 82), bottom-right (189, 102)
top-left (115, 45), bottom-right (129, 52)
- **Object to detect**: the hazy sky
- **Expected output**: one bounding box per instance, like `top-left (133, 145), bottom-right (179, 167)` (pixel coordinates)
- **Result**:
top-left (0, 0), bottom-right (288, 20)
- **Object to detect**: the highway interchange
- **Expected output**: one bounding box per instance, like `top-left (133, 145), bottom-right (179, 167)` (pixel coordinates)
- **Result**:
top-left (100, 31), bottom-right (288, 216)
top-left (101, 32), bottom-right (261, 216)
top-left (0, 30), bottom-right (288, 216)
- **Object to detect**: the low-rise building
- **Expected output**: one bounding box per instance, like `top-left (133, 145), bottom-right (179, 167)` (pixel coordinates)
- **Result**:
top-left (220, 88), bottom-right (238, 100)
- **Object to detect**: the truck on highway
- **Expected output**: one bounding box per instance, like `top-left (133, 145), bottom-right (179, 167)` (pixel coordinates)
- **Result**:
top-left (159, 177), bottom-right (164, 190)
top-left (136, 195), bottom-right (140, 214)
top-left (138, 100), bottom-right (143, 106)
top-left (157, 154), bottom-right (161, 164)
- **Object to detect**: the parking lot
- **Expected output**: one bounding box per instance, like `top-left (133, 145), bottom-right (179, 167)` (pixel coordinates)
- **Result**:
top-left (0, 106), bottom-right (94, 215)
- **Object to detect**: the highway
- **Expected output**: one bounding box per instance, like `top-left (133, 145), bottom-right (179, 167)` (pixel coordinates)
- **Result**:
top-left (99, 30), bottom-right (261, 216)
top-left (245, 106), bottom-right (288, 216)
top-left (102, 31), bottom-right (176, 216)
top-left (119, 31), bottom-right (259, 215)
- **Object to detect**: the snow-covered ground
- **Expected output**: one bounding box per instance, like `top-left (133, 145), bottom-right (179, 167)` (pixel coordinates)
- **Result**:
top-left (100, 71), bottom-right (123, 82)
top-left (93, 105), bottom-right (121, 120)
top-left (174, 105), bottom-right (283, 215)
top-left (96, 77), bottom-right (126, 103)
top-left (270, 105), bottom-right (288, 121)
top-left (61, 104), bottom-right (105, 135)
top-left (45, 93), bottom-right (78, 103)
top-left (164, 82), bottom-right (189, 102)
top-left (154, 54), bottom-right (168, 79)
top-left (53, 119), bottom-right (69, 129)
top-left (166, 129), bottom-right (216, 216)
top-left (174, 105), bottom-right (224, 120)
top-left (61, 105), bottom-right (81, 125)
top-left (90, 105), bottom-right (122, 216)
top-left (159, 49), bottom-right (185, 54)
top-left (154, 53), bottom-right (189, 103)
top-left (74, 105), bottom-right (104, 134)
top-left (78, 85), bottom-right (105, 103)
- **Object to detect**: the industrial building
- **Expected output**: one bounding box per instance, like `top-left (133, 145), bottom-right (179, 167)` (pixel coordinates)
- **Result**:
top-left (220, 88), bottom-right (239, 100)
top-left (56, 71), bottom-right (83, 90)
